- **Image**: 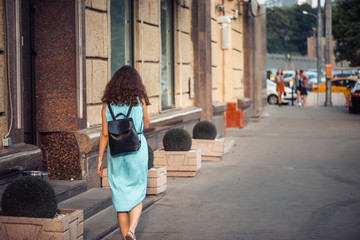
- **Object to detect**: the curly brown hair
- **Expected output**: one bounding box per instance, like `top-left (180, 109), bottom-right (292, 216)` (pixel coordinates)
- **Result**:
top-left (101, 65), bottom-right (150, 106)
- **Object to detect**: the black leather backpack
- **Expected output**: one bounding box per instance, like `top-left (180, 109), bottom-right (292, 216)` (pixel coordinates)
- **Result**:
top-left (107, 104), bottom-right (142, 156)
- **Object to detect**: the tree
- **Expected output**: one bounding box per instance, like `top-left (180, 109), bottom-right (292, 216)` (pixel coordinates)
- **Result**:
top-left (267, 7), bottom-right (293, 54)
top-left (267, 4), bottom-right (317, 56)
top-left (332, 0), bottom-right (360, 66)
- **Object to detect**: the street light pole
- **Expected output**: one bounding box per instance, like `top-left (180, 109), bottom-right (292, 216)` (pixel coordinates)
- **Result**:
top-left (324, 0), bottom-right (332, 107)
top-left (303, 7), bottom-right (322, 106)
top-left (316, 0), bottom-right (322, 106)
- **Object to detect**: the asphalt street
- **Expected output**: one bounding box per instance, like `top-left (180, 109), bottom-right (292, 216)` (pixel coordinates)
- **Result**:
top-left (105, 105), bottom-right (360, 240)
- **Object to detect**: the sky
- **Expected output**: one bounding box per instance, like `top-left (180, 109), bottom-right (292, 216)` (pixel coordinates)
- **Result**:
top-left (266, 0), bottom-right (327, 8)
top-left (310, 0), bottom-right (326, 8)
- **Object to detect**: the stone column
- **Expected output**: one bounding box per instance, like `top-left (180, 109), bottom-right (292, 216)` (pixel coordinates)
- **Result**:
top-left (242, 3), bottom-right (254, 101)
top-left (34, 0), bottom-right (86, 132)
top-left (34, 0), bottom-right (86, 180)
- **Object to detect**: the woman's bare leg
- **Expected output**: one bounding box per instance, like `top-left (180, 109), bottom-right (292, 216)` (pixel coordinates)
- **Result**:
top-left (303, 95), bottom-right (306, 107)
top-left (277, 91), bottom-right (282, 104)
top-left (117, 212), bottom-right (130, 239)
top-left (128, 202), bottom-right (143, 235)
top-left (297, 90), bottom-right (301, 105)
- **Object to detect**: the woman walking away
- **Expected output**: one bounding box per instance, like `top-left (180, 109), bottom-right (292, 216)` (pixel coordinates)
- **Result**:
top-left (274, 69), bottom-right (285, 105)
top-left (300, 70), bottom-right (309, 107)
top-left (293, 69), bottom-right (303, 107)
top-left (97, 65), bottom-right (151, 240)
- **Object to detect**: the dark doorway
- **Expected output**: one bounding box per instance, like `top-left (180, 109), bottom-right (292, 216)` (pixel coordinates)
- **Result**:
top-left (22, 0), bottom-right (36, 145)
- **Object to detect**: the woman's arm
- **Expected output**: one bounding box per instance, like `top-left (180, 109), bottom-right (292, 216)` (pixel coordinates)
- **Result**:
top-left (274, 75), bottom-right (278, 84)
top-left (97, 103), bottom-right (109, 177)
top-left (142, 98), bottom-right (151, 129)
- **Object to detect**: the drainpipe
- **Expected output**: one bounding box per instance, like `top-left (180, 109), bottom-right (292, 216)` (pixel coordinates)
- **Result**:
top-left (4, 1), bottom-right (14, 140)
top-left (217, 16), bottom-right (231, 102)
top-left (178, 1), bottom-right (183, 107)
top-left (253, 9), bottom-right (259, 117)
top-left (140, 0), bottom-right (144, 77)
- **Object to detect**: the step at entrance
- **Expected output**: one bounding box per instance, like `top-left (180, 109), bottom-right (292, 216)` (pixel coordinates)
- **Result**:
top-left (58, 188), bottom-right (112, 220)
top-left (84, 198), bottom-right (154, 240)
top-left (50, 180), bottom-right (88, 203)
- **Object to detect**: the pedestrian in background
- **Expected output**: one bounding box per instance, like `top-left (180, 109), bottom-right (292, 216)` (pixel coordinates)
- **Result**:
top-left (97, 65), bottom-right (151, 240)
top-left (300, 70), bottom-right (309, 107)
top-left (293, 69), bottom-right (303, 107)
top-left (274, 69), bottom-right (285, 106)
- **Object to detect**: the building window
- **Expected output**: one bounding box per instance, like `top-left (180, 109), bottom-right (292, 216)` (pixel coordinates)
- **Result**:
top-left (160, 0), bottom-right (174, 110)
top-left (110, 0), bottom-right (133, 76)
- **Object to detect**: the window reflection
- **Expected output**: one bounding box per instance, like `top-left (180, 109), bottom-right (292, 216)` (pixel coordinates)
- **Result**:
top-left (160, 0), bottom-right (174, 109)
top-left (110, 0), bottom-right (133, 76)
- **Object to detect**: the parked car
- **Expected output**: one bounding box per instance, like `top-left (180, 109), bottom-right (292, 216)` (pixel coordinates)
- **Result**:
top-left (284, 71), bottom-right (323, 90)
top-left (333, 70), bottom-right (357, 78)
top-left (267, 79), bottom-right (297, 105)
top-left (307, 68), bottom-right (325, 76)
top-left (348, 80), bottom-right (360, 113)
top-left (283, 70), bottom-right (295, 79)
top-left (312, 77), bottom-right (358, 102)
top-left (303, 71), bottom-right (317, 90)
top-left (283, 70), bottom-right (295, 87)
top-left (267, 69), bottom-right (277, 81)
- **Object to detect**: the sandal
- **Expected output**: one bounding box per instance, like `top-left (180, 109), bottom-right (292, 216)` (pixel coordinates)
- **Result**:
top-left (125, 230), bottom-right (136, 240)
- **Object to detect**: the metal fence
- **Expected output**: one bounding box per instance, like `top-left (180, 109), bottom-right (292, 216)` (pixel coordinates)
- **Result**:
top-left (267, 53), bottom-right (319, 71)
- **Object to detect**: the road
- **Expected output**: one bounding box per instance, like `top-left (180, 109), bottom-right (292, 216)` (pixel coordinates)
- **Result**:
top-left (105, 105), bottom-right (360, 240)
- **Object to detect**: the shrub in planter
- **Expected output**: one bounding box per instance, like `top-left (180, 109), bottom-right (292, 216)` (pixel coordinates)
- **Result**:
top-left (163, 128), bottom-right (192, 151)
top-left (192, 121), bottom-right (224, 162)
top-left (193, 121), bottom-right (217, 140)
top-left (1, 176), bottom-right (57, 218)
top-left (148, 144), bottom-right (154, 170)
top-left (155, 128), bottom-right (200, 177)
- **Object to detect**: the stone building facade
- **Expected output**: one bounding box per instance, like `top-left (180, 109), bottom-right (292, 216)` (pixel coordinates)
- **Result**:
top-left (0, 0), bottom-right (266, 188)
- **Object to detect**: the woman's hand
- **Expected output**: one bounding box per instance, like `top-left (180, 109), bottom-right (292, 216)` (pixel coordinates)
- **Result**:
top-left (97, 160), bottom-right (103, 177)
top-left (97, 103), bottom-right (108, 178)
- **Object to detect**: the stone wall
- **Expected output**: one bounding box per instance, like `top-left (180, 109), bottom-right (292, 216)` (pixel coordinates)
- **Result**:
top-left (134, 0), bottom-right (161, 114)
top-left (231, 4), bottom-right (244, 100)
top-left (267, 53), bottom-right (319, 71)
top-left (85, 0), bottom-right (108, 126)
top-left (211, 0), bottom-right (220, 102)
top-left (174, 0), bottom-right (195, 109)
top-left (211, 0), bottom-right (244, 103)
top-left (85, 0), bottom-right (197, 126)
top-left (0, 0), bottom-right (7, 146)
top-left (134, 0), bottom-right (195, 113)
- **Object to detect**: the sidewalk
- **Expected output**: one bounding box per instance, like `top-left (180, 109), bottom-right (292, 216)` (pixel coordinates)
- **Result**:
top-left (104, 105), bottom-right (360, 240)
top-left (305, 92), bottom-right (346, 107)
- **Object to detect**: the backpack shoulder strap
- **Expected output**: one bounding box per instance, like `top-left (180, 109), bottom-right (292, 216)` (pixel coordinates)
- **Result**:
top-left (108, 104), bottom-right (116, 121)
top-left (126, 105), bottom-right (133, 118)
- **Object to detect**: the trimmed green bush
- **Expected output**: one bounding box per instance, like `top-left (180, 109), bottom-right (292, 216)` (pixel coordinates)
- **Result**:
top-left (148, 144), bottom-right (154, 169)
top-left (163, 128), bottom-right (192, 151)
top-left (193, 121), bottom-right (217, 140)
top-left (1, 176), bottom-right (57, 218)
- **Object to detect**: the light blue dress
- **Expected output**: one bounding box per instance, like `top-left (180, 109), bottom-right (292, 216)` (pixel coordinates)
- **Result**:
top-left (105, 102), bottom-right (148, 212)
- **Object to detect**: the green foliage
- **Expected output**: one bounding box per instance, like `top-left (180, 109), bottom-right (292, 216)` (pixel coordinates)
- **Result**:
top-left (148, 144), bottom-right (154, 169)
top-left (193, 121), bottom-right (217, 140)
top-left (163, 128), bottom-right (192, 151)
top-left (332, 0), bottom-right (360, 66)
top-left (1, 176), bottom-right (57, 218)
top-left (267, 4), bottom-right (317, 56)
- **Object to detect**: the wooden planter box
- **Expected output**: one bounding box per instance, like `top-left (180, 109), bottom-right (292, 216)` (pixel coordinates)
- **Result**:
top-left (192, 138), bottom-right (224, 162)
top-left (153, 149), bottom-right (201, 177)
top-left (0, 209), bottom-right (83, 240)
top-left (147, 167), bottom-right (167, 195)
